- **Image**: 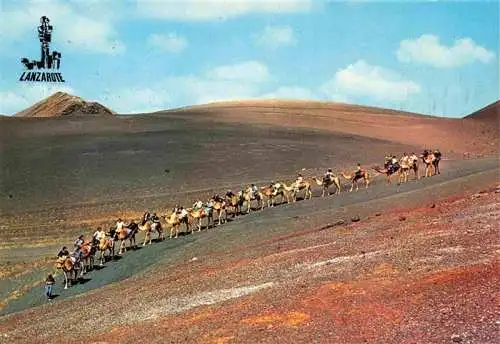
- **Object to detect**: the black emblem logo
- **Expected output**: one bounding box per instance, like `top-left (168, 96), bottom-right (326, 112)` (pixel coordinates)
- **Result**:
top-left (19, 16), bottom-right (65, 83)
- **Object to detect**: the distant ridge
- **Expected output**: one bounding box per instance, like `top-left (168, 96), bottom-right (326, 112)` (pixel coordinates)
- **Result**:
top-left (14, 92), bottom-right (116, 118)
top-left (464, 100), bottom-right (500, 124)
top-left (165, 99), bottom-right (435, 119)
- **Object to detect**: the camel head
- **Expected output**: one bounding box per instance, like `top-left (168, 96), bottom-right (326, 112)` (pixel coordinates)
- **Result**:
top-left (312, 177), bottom-right (325, 186)
top-left (340, 172), bottom-right (353, 180)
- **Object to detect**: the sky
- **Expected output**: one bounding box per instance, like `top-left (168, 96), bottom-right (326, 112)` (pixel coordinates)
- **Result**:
top-left (0, 0), bottom-right (498, 117)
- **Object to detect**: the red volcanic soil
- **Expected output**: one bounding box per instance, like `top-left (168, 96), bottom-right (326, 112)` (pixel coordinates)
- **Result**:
top-left (1, 171), bottom-right (498, 344)
top-left (166, 99), bottom-right (499, 156)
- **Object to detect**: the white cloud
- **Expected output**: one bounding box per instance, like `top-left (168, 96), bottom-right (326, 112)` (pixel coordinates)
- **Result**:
top-left (321, 60), bottom-right (421, 102)
top-left (205, 61), bottom-right (270, 83)
top-left (135, 0), bottom-right (313, 21)
top-left (253, 25), bottom-right (296, 48)
top-left (0, 0), bottom-right (124, 55)
top-left (102, 60), bottom-right (272, 113)
top-left (147, 33), bottom-right (188, 53)
top-left (396, 34), bottom-right (496, 68)
top-left (0, 84), bottom-right (75, 115)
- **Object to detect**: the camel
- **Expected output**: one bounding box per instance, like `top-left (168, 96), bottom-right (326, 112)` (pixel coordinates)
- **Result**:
top-left (398, 155), bottom-right (411, 184)
top-left (260, 185), bottom-right (280, 207)
top-left (117, 226), bottom-right (137, 255)
top-left (371, 156), bottom-right (402, 185)
top-left (139, 214), bottom-right (164, 246)
top-left (271, 182), bottom-right (292, 205)
top-left (210, 198), bottom-right (227, 225)
top-left (79, 241), bottom-right (95, 274)
top-left (56, 256), bottom-right (80, 289)
top-left (242, 187), bottom-right (264, 213)
top-left (188, 203), bottom-right (214, 232)
top-left (409, 153), bottom-right (420, 180)
top-left (340, 170), bottom-right (371, 192)
top-left (312, 175), bottom-right (341, 197)
top-left (281, 180), bottom-right (312, 202)
top-left (97, 236), bottom-right (114, 266)
top-left (420, 150), bottom-right (441, 177)
top-left (225, 194), bottom-right (243, 217)
top-left (165, 211), bottom-right (183, 238)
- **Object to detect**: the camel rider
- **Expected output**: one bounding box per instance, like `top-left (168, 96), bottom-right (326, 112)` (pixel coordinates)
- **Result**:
top-left (127, 220), bottom-right (139, 234)
top-left (178, 206), bottom-right (189, 221)
top-left (296, 174), bottom-right (304, 185)
top-left (400, 153), bottom-right (409, 166)
top-left (74, 235), bottom-right (85, 250)
top-left (193, 200), bottom-right (203, 209)
top-left (92, 227), bottom-right (105, 244)
top-left (251, 184), bottom-right (258, 198)
top-left (92, 228), bottom-right (100, 244)
top-left (107, 227), bottom-right (117, 240)
top-left (391, 155), bottom-right (398, 166)
top-left (354, 163), bottom-right (364, 178)
top-left (72, 235), bottom-right (85, 265)
top-left (116, 218), bottom-right (125, 232)
top-left (324, 168), bottom-right (334, 182)
top-left (410, 152), bottom-right (418, 163)
top-left (433, 149), bottom-right (442, 160)
top-left (57, 246), bottom-right (69, 258)
top-left (226, 190), bottom-right (235, 199)
top-left (150, 213), bottom-right (160, 223)
top-left (293, 173), bottom-right (303, 188)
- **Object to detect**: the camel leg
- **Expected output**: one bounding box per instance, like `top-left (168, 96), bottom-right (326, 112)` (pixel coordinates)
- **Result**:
top-left (63, 270), bottom-right (69, 289)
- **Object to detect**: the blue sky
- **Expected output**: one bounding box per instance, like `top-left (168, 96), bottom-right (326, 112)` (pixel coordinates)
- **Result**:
top-left (0, 0), bottom-right (498, 117)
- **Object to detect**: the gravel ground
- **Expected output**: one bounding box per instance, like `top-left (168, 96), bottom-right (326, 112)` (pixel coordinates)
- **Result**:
top-left (0, 156), bottom-right (498, 343)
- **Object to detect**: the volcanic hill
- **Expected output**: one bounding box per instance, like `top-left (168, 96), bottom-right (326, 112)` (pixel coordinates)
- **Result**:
top-left (464, 100), bottom-right (500, 124)
top-left (13, 92), bottom-right (115, 118)
top-left (165, 99), bottom-right (499, 155)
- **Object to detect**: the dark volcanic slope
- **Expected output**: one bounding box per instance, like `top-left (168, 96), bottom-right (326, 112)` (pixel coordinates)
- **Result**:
top-left (464, 100), bottom-right (500, 124)
top-left (0, 114), bottom-right (418, 241)
top-left (165, 100), bottom-right (499, 155)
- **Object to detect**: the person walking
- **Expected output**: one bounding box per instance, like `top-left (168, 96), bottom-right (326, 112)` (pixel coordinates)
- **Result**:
top-left (45, 274), bottom-right (55, 300)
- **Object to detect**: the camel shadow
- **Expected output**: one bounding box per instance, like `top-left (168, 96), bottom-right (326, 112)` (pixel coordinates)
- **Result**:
top-left (76, 277), bottom-right (91, 285)
top-left (110, 255), bottom-right (123, 262)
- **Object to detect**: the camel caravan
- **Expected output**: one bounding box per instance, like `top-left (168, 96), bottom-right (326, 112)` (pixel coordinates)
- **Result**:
top-left (56, 149), bottom-right (442, 288)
